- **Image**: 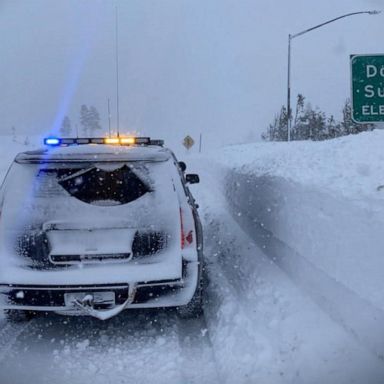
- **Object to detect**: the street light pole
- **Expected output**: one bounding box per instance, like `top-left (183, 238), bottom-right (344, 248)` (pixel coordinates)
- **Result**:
top-left (286, 10), bottom-right (380, 141)
top-left (287, 34), bottom-right (292, 141)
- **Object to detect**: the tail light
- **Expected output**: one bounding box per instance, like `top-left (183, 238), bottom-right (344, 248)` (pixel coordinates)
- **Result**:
top-left (185, 230), bottom-right (193, 244)
top-left (180, 207), bottom-right (194, 250)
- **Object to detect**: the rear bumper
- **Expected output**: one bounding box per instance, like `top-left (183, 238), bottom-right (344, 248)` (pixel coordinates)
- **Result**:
top-left (0, 261), bottom-right (199, 313)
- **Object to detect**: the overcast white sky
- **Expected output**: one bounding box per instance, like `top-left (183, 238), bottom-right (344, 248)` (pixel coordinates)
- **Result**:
top-left (0, 0), bottom-right (382, 148)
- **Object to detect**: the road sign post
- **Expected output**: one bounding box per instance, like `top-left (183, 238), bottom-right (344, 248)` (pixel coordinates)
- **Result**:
top-left (351, 54), bottom-right (384, 123)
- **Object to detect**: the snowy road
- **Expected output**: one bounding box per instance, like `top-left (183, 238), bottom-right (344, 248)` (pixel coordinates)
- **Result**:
top-left (0, 310), bottom-right (219, 384)
top-left (1, 149), bottom-right (384, 383)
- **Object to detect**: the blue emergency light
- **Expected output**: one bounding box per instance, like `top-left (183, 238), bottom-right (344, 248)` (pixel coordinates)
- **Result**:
top-left (44, 137), bottom-right (61, 146)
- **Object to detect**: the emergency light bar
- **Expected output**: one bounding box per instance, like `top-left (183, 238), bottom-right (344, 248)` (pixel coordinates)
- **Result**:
top-left (43, 137), bottom-right (164, 147)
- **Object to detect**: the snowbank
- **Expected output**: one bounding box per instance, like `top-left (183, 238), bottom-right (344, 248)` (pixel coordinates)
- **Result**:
top-left (218, 130), bottom-right (384, 206)
top-left (211, 130), bottom-right (384, 358)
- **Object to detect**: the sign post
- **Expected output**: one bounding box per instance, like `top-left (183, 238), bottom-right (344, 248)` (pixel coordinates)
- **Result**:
top-left (351, 54), bottom-right (384, 123)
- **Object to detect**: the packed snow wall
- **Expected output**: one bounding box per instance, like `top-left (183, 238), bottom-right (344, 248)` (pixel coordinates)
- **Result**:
top-left (224, 170), bottom-right (384, 359)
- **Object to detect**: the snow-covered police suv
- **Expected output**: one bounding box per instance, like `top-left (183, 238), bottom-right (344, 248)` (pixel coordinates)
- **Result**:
top-left (0, 137), bottom-right (203, 321)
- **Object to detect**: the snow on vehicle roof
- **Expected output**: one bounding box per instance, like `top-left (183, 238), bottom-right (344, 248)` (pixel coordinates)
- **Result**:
top-left (15, 144), bottom-right (172, 163)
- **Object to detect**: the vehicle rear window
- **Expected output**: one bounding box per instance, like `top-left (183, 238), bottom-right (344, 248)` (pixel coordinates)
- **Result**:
top-left (37, 164), bottom-right (151, 206)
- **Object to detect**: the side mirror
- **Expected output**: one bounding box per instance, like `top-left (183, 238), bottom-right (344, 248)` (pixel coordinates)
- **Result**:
top-left (178, 161), bottom-right (186, 172)
top-left (186, 174), bottom-right (200, 184)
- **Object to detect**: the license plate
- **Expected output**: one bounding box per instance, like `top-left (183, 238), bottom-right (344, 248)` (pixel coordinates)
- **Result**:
top-left (64, 291), bottom-right (115, 307)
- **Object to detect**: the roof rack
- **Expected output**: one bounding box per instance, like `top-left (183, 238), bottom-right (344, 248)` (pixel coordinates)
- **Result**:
top-left (44, 137), bottom-right (164, 147)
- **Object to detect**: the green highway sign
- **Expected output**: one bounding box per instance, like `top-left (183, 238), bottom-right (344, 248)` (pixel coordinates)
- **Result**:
top-left (351, 54), bottom-right (384, 122)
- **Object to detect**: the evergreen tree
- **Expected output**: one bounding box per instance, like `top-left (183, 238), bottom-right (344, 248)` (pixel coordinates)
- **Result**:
top-left (308, 107), bottom-right (326, 141)
top-left (341, 98), bottom-right (373, 135)
top-left (341, 99), bottom-right (356, 135)
top-left (326, 115), bottom-right (342, 139)
top-left (292, 102), bottom-right (311, 140)
top-left (80, 105), bottom-right (89, 136)
top-left (294, 94), bottom-right (305, 127)
top-left (60, 116), bottom-right (71, 137)
top-left (278, 106), bottom-right (289, 141)
top-left (263, 96), bottom-right (376, 142)
top-left (79, 105), bottom-right (102, 136)
top-left (291, 94), bottom-right (306, 140)
top-left (88, 106), bottom-right (102, 136)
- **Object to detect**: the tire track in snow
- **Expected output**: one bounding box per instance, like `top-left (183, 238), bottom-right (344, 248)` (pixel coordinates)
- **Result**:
top-left (190, 162), bottom-right (294, 383)
top-left (202, 212), bottom-right (302, 384)
top-left (175, 314), bottom-right (221, 384)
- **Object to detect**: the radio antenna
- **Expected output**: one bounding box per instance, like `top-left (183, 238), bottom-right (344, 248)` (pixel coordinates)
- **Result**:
top-left (115, 5), bottom-right (120, 138)
top-left (107, 97), bottom-right (111, 137)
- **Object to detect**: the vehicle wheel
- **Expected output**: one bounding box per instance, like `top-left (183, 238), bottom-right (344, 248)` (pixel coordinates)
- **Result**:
top-left (177, 284), bottom-right (204, 319)
top-left (4, 309), bottom-right (34, 323)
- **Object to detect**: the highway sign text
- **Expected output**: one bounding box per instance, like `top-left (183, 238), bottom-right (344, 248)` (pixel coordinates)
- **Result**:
top-left (351, 54), bottom-right (384, 122)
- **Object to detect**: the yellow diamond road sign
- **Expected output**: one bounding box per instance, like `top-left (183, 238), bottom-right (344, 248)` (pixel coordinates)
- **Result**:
top-left (183, 135), bottom-right (195, 150)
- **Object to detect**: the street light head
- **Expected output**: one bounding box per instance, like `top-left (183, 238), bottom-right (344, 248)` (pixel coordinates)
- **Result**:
top-left (368, 10), bottom-right (381, 15)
